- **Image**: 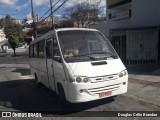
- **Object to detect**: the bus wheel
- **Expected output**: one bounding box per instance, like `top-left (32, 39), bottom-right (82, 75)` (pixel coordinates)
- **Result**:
top-left (58, 85), bottom-right (69, 106)
top-left (112, 95), bottom-right (117, 99)
top-left (35, 74), bottom-right (41, 88)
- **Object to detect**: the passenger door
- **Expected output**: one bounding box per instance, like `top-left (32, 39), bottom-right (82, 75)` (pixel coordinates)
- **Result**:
top-left (46, 37), bottom-right (56, 91)
top-left (52, 36), bottom-right (66, 92)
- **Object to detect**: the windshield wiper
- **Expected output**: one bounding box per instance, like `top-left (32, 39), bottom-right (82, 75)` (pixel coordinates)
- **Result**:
top-left (88, 52), bottom-right (117, 59)
top-left (65, 55), bottom-right (90, 58)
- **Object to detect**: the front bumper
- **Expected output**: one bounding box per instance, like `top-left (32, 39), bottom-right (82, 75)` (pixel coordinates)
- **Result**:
top-left (67, 76), bottom-right (128, 103)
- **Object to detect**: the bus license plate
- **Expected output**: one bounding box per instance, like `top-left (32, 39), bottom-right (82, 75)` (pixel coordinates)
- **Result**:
top-left (99, 91), bottom-right (112, 98)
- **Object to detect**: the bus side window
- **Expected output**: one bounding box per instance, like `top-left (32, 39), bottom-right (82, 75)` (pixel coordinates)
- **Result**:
top-left (39, 40), bottom-right (45, 58)
top-left (34, 44), bottom-right (39, 58)
top-left (29, 46), bottom-right (32, 58)
top-left (32, 45), bottom-right (34, 57)
top-left (46, 39), bottom-right (52, 58)
top-left (53, 37), bottom-right (61, 62)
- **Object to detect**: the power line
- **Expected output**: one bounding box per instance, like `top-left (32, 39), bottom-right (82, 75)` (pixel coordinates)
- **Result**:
top-left (34, 0), bottom-right (48, 15)
top-left (50, 0), bottom-right (54, 29)
top-left (42, 0), bottom-right (68, 21)
top-left (39, 0), bottom-right (61, 20)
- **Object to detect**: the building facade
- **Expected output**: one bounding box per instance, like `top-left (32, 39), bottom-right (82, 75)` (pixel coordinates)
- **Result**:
top-left (0, 29), bottom-right (8, 52)
top-left (90, 0), bottom-right (160, 64)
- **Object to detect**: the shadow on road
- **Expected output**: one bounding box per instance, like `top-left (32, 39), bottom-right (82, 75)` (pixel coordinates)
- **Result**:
top-left (0, 56), bottom-right (29, 64)
top-left (12, 68), bottom-right (31, 76)
top-left (0, 79), bottom-right (115, 115)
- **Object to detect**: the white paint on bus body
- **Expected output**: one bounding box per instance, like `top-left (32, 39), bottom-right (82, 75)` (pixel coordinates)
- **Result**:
top-left (29, 28), bottom-right (128, 103)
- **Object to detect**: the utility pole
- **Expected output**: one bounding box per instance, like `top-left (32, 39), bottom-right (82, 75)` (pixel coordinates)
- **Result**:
top-left (31, 0), bottom-right (37, 39)
top-left (50, 0), bottom-right (54, 29)
top-left (87, 0), bottom-right (90, 20)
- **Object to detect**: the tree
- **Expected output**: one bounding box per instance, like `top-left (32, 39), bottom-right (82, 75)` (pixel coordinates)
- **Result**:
top-left (59, 20), bottom-right (74, 28)
top-left (63, 1), bottom-right (101, 28)
top-left (0, 18), bottom-right (4, 28)
top-left (8, 36), bottom-right (18, 56)
top-left (2, 15), bottom-right (25, 56)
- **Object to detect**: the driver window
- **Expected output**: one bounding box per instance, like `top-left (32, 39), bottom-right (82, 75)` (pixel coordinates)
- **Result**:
top-left (53, 36), bottom-right (61, 62)
top-left (46, 39), bottom-right (52, 58)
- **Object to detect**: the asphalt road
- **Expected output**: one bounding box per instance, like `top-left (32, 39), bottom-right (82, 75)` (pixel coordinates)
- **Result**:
top-left (0, 56), bottom-right (160, 119)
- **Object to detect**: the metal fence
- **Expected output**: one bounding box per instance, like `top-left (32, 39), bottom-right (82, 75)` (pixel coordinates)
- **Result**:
top-left (110, 27), bottom-right (160, 64)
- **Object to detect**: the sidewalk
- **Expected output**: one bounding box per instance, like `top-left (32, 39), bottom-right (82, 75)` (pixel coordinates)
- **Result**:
top-left (0, 52), bottom-right (28, 57)
top-left (124, 64), bottom-right (160, 107)
top-left (0, 47), bottom-right (28, 57)
top-left (0, 52), bottom-right (11, 57)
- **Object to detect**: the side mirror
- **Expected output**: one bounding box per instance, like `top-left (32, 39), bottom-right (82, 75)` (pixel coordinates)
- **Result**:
top-left (53, 56), bottom-right (62, 63)
top-left (57, 57), bottom-right (62, 63)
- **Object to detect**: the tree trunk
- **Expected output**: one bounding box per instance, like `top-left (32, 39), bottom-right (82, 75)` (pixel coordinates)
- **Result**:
top-left (13, 49), bottom-right (16, 56)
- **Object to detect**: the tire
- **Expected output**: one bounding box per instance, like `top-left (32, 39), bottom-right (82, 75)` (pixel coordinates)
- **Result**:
top-left (112, 95), bottom-right (117, 99)
top-left (35, 74), bottom-right (41, 89)
top-left (58, 85), bottom-right (69, 106)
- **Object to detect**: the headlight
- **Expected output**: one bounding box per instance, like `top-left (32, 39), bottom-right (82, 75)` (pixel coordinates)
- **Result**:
top-left (69, 77), bottom-right (90, 83)
top-left (83, 78), bottom-right (89, 83)
top-left (76, 77), bottom-right (82, 83)
top-left (119, 70), bottom-right (128, 78)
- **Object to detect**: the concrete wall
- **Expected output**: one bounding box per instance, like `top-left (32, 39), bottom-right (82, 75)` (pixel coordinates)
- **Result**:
top-left (107, 0), bottom-right (160, 27)
top-left (131, 0), bottom-right (160, 26)
top-left (90, 0), bottom-right (160, 64)
top-left (90, 0), bottom-right (160, 33)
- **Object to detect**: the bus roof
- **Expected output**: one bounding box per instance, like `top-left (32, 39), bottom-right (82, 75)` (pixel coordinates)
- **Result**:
top-left (30, 28), bottom-right (98, 45)
top-left (55, 28), bottom-right (98, 32)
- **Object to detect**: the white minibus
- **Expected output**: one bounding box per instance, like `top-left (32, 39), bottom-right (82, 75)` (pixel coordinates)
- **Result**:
top-left (29, 28), bottom-right (128, 104)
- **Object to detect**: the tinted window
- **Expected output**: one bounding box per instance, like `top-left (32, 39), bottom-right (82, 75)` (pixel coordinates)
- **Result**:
top-left (53, 37), bottom-right (61, 62)
top-left (46, 38), bottom-right (53, 58)
top-left (34, 44), bottom-right (38, 58)
top-left (39, 40), bottom-right (45, 58)
top-left (29, 45), bottom-right (33, 58)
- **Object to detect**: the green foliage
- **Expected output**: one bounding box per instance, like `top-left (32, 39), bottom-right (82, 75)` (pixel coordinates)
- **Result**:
top-left (37, 27), bottom-right (52, 35)
top-left (1, 15), bottom-right (25, 54)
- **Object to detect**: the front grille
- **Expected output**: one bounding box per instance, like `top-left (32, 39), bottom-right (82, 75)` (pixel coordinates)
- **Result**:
top-left (89, 74), bottom-right (119, 83)
top-left (87, 83), bottom-right (121, 95)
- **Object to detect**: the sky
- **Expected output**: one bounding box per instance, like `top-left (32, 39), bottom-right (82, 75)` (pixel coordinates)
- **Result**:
top-left (0, 0), bottom-right (106, 21)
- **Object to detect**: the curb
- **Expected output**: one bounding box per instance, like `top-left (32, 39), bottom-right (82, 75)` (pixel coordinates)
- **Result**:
top-left (0, 53), bottom-right (11, 57)
top-left (0, 53), bottom-right (28, 57)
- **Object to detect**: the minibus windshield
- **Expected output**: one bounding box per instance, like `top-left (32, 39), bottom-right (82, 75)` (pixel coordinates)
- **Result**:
top-left (57, 30), bottom-right (118, 62)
